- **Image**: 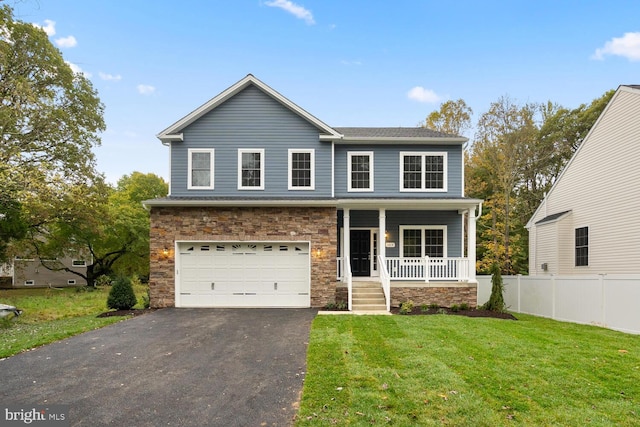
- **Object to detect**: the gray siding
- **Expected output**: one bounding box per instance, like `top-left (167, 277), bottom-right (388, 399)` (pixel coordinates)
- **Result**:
top-left (338, 210), bottom-right (463, 257)
top-left (170, 85), bottom-right (332, 197)
top-left (334, 144), bottom-right (463, 198)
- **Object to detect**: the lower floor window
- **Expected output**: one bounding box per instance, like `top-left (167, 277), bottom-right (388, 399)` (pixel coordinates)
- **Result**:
top-left (575, 226), bottom-right (588, 266)
top-left (401, 226), bottom-right (445, 258)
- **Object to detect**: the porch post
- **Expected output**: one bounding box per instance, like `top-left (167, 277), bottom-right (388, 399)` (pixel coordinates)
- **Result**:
top-left (379, 208), bottom-right (386, 260)
top-left (467, 206), bottom-right (478, 282)
top-left (343, 208), bottom-right (350, 271)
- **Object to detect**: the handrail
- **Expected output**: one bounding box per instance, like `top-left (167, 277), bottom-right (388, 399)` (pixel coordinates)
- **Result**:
top-left (378, 255), bottom-right (391, 312)
top-left (344, 255), bottom-right (353, 311)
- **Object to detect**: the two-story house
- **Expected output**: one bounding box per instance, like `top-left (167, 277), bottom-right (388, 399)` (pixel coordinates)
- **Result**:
top-left (144, 75), bottom-right (482, 311)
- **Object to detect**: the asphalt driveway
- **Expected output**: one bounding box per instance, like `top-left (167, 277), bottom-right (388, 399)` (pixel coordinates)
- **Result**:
top-left (0, 308), bottom-right (318, 426)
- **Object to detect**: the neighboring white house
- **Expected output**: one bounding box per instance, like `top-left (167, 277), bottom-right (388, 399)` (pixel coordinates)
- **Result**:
top-left (526, 85), bottom-right (640, 275)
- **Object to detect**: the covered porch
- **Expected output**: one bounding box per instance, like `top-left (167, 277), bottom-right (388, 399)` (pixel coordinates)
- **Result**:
top-left (335, 199), bottom-right (482, 311)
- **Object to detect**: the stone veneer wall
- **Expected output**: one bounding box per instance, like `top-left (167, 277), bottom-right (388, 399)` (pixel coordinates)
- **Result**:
top-left (149, 206), bottom-right (338, 308)
top-left (336, 284), bottom-right (477, 308)
top-left (391, 284), bottom-right (477, 308)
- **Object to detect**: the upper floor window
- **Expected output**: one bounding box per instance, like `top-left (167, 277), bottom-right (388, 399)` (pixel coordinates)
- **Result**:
top-left (188, 149), bottom-right (214, 189)
top-left (400, 152), bottom-right (447, 192)
top-left (400, 226), bottom-right (446, 258)
top-left (575, 226), bottom-right (588, 267)
top-left (288, 149), bottom-right (315, 190)
top-left (238, 149), bottom-right (264, 190)
top-left (348, 151), bottom-right (374, 192)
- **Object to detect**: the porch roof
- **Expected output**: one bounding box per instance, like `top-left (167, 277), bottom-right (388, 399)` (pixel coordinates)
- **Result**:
top-left (143, 196), bottom-right (482, 210)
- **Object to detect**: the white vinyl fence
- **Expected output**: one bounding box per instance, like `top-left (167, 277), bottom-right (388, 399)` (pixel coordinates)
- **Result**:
top-left (477, 274), bottom-right (640, 335)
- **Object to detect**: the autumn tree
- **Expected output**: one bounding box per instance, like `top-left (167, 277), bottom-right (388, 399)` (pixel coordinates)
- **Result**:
top-left (422, 99), bottom-right (473, 136)
top-left (468, 96), bottom-right (538, 274)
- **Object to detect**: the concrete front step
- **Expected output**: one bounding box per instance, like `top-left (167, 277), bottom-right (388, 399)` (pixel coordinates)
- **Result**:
top-left (351, 281), bottom-right (387, 311)
top-left (351, 304), bottom-right (387, 311)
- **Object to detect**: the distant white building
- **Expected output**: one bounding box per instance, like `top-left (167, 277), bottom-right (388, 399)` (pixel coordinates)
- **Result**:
top-left (526, 85), bottom-right (640, 275)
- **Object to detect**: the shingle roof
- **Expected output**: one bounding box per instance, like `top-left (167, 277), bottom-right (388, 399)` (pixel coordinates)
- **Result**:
top-left (333, 127), bottom-right (462, 139)
top-left (535, 210), bottom-right (571, 225)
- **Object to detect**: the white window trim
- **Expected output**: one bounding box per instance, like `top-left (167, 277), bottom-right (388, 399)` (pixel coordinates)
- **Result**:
top-left (347, 151), bottom-right (374, 192)
top-left (288, 149), bottom-right (315, 190)
top-left (71, 259), bottom-right (87, 267)
top-left (399, 225), bottom-right (447, 258)
top-left (187, 148), bottom-right (215, 190)
top-left (399, 151), bottom-right (447, 192)
top-left (238, 149), bottom-right (265, 190)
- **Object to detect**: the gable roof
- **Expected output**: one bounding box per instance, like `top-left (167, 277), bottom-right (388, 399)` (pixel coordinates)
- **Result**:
top-left (526, 84), bottom-right (640, 228)
top-left (157, 74), bottom-right (341, 142)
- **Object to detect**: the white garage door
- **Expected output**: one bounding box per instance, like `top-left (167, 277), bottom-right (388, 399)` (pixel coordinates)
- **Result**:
top-left (177, 242), bottom-right (310, 307)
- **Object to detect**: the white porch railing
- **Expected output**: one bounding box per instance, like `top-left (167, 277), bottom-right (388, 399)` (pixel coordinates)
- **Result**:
top-left (386, 257), bottom-right (469, 282)
top-left (378, 255), bottom-right (391, 311)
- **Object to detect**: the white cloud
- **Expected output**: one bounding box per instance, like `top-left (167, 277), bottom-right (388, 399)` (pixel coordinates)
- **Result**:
top-left (265, 0), bottom-right (315, 25)
top-left (66, 61), bottom-right (91, 78)
top-left (55, 35), bottom-right (77, 48)
top-left (407, 86), bottom-right (442, 103)
top-left (592, 32), bottom-right (640, 61)
top-left (99, 72), bottom-right (122, 81)
top-left (34, 19), bottom-right (56, 36)
top-left (340, 60), bottom-right (362, 66)
top-left (137, 84), bottom-right (156, 95)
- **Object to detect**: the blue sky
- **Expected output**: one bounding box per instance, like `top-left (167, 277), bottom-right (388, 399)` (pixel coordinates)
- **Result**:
top-left (13, 0), bottom-right (640, 183)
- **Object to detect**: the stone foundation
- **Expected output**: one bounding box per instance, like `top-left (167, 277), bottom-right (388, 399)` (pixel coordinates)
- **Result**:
top-left (391, 283), bottom-right (477, 308)
top-left (149, 206), bottom-right (337, 308)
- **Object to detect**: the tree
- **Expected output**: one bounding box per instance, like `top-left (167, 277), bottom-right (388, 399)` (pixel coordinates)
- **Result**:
top-left (0, 4), bottom-right (105, 232)
top-left (0, 191), bottom-right (28, 262)
top-left (422, 99), bottom-right (473, 136)
top-left (32, 173), bottom-right (168, 286)
top-left (470, 96), bottom-right (538, 274)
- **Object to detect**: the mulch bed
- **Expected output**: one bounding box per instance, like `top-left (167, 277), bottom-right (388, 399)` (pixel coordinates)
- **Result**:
top-left (389, 307), bottom-right (517, 320)
top-left (97, 308), bottom-right (158, 318)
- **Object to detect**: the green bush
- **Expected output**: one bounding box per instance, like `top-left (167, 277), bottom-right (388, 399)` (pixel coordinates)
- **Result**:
top-left (399, 300), bottom-right (414, 315)
top-left (420, 304), bottom-right (429, 313)
top-left (460, 302), bottom-right (470, 311)
top-left (428, 302), bottom-right (440, 310)
top-left (107, 277), bottom-right (137, 310)
top-left (482, 263), bottom-right (506, 312)
top-left (450, 304), bottom-right (460, 312)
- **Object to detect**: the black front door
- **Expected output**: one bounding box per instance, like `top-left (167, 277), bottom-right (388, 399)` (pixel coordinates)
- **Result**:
top-left (350, 230), bottom-right (371, 276)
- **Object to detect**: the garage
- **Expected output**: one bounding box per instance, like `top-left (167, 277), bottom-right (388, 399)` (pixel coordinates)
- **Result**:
top-left (176, 242), bottom-right (310, 307)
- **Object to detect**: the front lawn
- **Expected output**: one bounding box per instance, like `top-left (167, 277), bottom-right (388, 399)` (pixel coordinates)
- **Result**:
top-left (297, 314), bottom-right (639, 426)
top-left (0, 284), bottom-right (148, 359)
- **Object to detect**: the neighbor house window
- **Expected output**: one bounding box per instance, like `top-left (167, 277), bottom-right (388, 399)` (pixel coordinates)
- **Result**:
top-left (400, 152), bottom-right (447, 192)
top-left (72, 260), bottom-right (87, 267)
top-left (575, 227), bottom-right (588, 266)
top-left (238, 149), bottom-right (264, 190)
top-left (188, 149), bottom-right (214, 189)
top-left (348, 151), bottom-right (374, 191)
top-left (288, 149), bottom-right (315, 190)
top-left (400, 226), bottom-right (446, 258)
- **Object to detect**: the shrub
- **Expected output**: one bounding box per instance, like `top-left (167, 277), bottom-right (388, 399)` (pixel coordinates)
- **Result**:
top-left (482, 263), bottom-right (506, 312)
top-left (107, 277), bottom-right (138, 310)
top-left (460, 302), bottom-right (470, 311)
top-left (428, 302), bottom-right (440, 310)
top-left (450, 304), bottom-right (460, 312)
top-left (399, 300), bottom-right (414, 315)
top-left (420, 304), bottom-right (429, 313)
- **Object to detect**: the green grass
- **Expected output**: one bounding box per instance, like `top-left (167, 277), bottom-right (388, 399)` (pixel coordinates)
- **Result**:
top-left (297, 314), bottom-right (640, 426)
top-left (0, 284), bottom-right (149, 358)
